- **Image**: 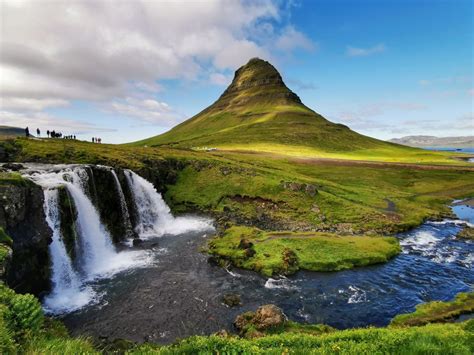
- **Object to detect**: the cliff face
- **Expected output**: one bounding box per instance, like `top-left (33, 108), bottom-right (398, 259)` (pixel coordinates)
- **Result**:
top-left (0, 179), bottom-right (52, 295)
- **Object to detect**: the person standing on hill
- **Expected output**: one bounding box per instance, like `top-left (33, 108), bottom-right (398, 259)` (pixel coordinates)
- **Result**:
top-left (36, 128), bottom-right (40, 137)
top-left (25, 127), bottom-right (29, 137)
top-left (47, 130), bottom-right (50, 138)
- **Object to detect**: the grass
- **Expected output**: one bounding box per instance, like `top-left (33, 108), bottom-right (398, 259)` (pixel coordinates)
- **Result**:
top-left (208, 226), bottom-right (401, 276)
top-left (391, 292), bottom-right (474, 327)
top-left (132, 322), bottom-right (474, 354)
top-left (3, 137), bottom-right (474, 236)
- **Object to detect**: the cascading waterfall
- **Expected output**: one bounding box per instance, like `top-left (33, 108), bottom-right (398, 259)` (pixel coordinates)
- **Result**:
top-left (110, 169), bottom-right (134, 238)
top-left (23, 164), bottom-right (212, 314)
top-left (42, 188), bottom-right (94, 314)
top-left (125, 170), bottom-right (212, 238)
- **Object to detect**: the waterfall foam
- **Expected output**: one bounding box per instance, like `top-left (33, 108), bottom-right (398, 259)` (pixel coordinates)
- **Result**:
top-left (42, 188), bottom-right (95, 314)
top-left (125, 170), bottom-right (213, 238)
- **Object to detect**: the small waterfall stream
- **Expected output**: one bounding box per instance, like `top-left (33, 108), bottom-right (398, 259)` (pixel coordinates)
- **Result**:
top-left (24, 164), bottom-right (213, 314)
top-left (110, 170), bottom-right (133, 238)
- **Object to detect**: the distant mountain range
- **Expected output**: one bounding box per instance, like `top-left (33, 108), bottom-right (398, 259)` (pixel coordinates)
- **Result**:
top-left (389, 136), bottom-right (474, 148)
top-left (0, 126), bottom-right (24, 137)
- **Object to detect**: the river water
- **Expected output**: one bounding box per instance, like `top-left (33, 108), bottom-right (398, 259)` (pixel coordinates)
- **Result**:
top-left (61, 204), bottom-right (474, 344)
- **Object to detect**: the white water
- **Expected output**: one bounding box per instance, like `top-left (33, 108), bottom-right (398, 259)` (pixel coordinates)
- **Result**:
top-left (110, 169), bottom-right (134, 238)
top-left (42, 189), bottom-right (95, 314)
top-left (125, 170), bottom-right (213, 238)
top-left (26, 166), bottom-right (155, 314)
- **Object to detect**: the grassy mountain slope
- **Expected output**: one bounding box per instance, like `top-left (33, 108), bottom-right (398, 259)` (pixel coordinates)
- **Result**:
top-left (132, 58), bottom-right (458, 164)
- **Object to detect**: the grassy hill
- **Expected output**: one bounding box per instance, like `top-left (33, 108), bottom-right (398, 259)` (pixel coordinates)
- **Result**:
top-left (0, 126), bottom-right (24, 138)
top-left (132, 58), bottom-right (460, 164)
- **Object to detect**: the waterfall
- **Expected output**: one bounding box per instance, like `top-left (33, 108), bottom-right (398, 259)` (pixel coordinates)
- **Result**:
top-left (42, 188), bottom-right (95, 314)
top-left (23, 164), bottom-right (211, 314)
top-left (110, 170), bottom-right (134, 238)
top-left (125, 170), bottom-right (213, 238)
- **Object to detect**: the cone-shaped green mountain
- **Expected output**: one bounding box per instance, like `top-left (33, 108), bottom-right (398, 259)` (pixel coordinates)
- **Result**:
top-left (133, 58), bottom-right (425, 159)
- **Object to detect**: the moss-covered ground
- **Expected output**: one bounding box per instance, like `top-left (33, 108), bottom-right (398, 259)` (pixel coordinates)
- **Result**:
top-left (391, 292), bottom-right (474, 327)
top-left (208, 226), bottom-right (400, 276)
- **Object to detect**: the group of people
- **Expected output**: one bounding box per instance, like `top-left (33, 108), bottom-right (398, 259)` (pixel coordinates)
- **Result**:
top-left (25, 127), bottom-right (103, 143)
top-left (25, 127), bottom-right (77, 139)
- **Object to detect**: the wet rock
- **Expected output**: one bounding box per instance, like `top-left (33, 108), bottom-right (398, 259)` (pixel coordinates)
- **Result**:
top-left (133, 238), bottom-right (143, 246)
top-left (222, 293), bottom-right (242, 307)
top-left (0, 182), bottom-right (52, 295)
top-left (2, 163), bottom-right (24, 171)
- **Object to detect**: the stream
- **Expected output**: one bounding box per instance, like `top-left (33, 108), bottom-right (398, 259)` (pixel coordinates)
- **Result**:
top-left (61, 204), bottom-right (474, 344)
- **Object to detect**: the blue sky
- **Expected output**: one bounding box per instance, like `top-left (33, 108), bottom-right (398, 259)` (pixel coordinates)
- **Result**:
top-left (1, 0), bottom-right (472, 143)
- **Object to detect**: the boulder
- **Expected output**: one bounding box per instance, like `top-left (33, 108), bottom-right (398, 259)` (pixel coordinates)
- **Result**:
top-left (2, 163), bottom-right (24, 171)
top-left (222, 293), bottom-right (242, 307)
top-left (234, 304), bottom-right (287, 333)
top-left (253, 304), bottom-right (288, 330)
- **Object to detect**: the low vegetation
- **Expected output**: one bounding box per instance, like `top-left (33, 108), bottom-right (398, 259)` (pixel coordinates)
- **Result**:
top-left (208, 226), bottom-right (400, 276)
top-left (391, 292), bottom-right (474, 327)
top-left (2, 138), bottom-right (474, 237)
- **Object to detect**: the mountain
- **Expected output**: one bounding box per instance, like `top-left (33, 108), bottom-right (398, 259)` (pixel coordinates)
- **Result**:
top-left (389, 136), bottom-right (474, 148)
top-left (0, 126), bottom-right (24, 138)
top-left (133, 58), bottom-right (419, 157)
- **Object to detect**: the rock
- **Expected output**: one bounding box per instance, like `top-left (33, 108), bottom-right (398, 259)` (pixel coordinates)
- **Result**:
top-left (282, 248), bottom-right (298, 272)
top-left (305, 184), bottom-right (318, 197)
top-left (234, 304), bottom-right (287, 334)
top-left (1, 182), bottom-right (52, 295)
top-left (132, 238), bottom-right (143, 246)
top-left (222, 293), bottom-right (242, 307)
top-left (457, 226), bottom-right (474, 240)
top-left (238, 238), bottom-right (253, 249)
top-left (2, 163), bottom-right (24, 171)
top-left (214, 329), bottom-right (231, 338)
top-left (244, 248), bottom-right (256, 258)
top-left (253, 304), bottom-right (287, 330)
top-left (289, 182), bottom-right (303, 192)
top-left (219, 166), bottom-right (232, 176)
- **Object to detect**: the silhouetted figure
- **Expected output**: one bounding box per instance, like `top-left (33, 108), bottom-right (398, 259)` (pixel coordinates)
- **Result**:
top-left (36, 128), bottom-right (40, 137)
top-left (92, 137), bottom-right (95, 143)
top-left (73, 135), bottom-right (76, 140)
top-left (47, 130), bottom-right (50, 138)
top-left (25, 127), bottom-right (29, 137)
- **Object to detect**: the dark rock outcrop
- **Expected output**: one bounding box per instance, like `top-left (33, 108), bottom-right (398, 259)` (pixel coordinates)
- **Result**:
top-left (0, 180), bottom-right (52, 295)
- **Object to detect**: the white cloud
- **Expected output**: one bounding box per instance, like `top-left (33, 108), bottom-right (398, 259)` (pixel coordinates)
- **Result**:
top-left (346, 43), bottom-right (385, 57)
top-left (0, 0), bottom-right (315, 130)
top-left (275, 26), bottom-right (317, 52)
top-left (105, 97), bottom-right (184, 125)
